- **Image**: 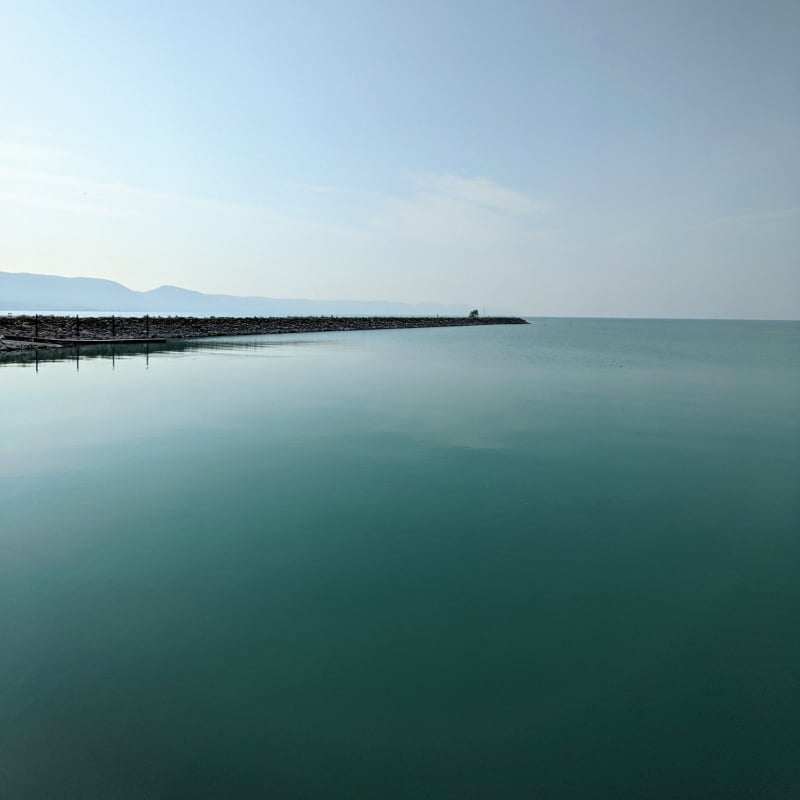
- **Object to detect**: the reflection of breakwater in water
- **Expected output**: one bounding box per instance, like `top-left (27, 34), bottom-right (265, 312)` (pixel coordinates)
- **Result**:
top-left (0, 337), bottom-right (326, 369)
top-left (1, 313), bottom-right (528, 347)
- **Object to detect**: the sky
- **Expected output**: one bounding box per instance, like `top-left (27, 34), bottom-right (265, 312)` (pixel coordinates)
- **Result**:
top-left (1, 0), bottom-right (798, 318)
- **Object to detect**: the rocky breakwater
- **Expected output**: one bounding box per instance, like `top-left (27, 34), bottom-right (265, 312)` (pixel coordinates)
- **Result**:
top-left (1, 314), bottom-right (528, 351)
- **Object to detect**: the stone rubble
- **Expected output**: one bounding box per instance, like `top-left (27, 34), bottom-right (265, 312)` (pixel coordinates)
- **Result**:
top-left (1, 314), bottom-right (528, 353)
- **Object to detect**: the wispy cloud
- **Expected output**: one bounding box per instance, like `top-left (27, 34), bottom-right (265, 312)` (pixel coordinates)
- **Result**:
top-left (0, 137), bottom-right (175, 219)
top-left (0, 163), bottom-right (169, 219)
top-left (427, 174), bottom-right (547, 216)
top-left (0, 187), bottom-right (133, 218)
top-left (281, 180), bottom-right (342, 194)
top-left (368, 174), bottom-right (549, 245)
top-left (0, 139), bottom-right (74, 167)
top-left (0, 151), bottom-right (552, 245)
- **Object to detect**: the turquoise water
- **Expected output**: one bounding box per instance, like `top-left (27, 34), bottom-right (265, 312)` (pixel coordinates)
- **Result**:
top-left (2, 319), bottom-right (799, 798)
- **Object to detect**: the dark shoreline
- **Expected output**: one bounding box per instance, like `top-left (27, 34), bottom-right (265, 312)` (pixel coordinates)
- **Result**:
top-left (0, 314), bottom-right (528, 354)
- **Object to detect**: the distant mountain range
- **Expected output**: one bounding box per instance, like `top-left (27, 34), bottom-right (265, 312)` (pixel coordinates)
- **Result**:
top-left (0, 272), bottom-right (469, 316)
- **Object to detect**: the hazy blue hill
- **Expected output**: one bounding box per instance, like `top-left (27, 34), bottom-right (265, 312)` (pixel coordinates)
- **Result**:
top-left (0, 272), bottom-right (140, 311)
top-left (0, 271), bottom-right (468, 316)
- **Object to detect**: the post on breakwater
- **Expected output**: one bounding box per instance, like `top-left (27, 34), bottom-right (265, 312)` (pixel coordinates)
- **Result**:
top-left (76, 314), bottom-right (80, 341)
top-left (146, 314), bottom-right (150, 339)
top-left (34, 314), bottom-right (38, 341)
top-left (111, 315), bottom-right (116, 339)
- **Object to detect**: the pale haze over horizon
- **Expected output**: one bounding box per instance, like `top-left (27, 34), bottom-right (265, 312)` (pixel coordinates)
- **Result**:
top-left (1, 0), bottom-right (798, 319)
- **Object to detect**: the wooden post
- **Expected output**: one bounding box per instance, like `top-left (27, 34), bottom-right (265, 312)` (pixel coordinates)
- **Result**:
top-left (146, 314), bottom-right (150, 338)
top-left (76, 314), bottom-right (80, 341)
top-left (34, 314), bottom-right (38, 341)
top-left (111, 315), bottom-right (116, 339)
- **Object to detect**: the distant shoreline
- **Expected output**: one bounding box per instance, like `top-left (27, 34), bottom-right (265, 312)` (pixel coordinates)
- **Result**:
top-left (0, 314), bottom-right (528, 353)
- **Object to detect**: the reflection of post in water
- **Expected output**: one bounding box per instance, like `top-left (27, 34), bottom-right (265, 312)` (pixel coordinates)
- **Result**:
top-left (4, 334), bottom-right (306, 372)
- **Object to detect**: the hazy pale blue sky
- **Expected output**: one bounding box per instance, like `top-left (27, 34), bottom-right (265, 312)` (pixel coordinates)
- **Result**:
top-left (1, 0), bottom-right (798, 317)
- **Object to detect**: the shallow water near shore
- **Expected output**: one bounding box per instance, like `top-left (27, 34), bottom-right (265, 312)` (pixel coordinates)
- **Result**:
top-left (2, 319), bottom-right (799, 799)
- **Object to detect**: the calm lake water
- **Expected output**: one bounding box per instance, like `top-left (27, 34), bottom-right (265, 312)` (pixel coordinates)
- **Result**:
top-left (2, 319), bottom-right (799, 799)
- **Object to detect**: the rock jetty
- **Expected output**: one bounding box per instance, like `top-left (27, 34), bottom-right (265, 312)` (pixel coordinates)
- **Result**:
top-left (1, 314), bottom-right (528, 352)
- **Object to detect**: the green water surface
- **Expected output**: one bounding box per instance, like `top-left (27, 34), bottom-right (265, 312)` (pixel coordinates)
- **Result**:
top-left (1, 319), bottom-right (799, 798)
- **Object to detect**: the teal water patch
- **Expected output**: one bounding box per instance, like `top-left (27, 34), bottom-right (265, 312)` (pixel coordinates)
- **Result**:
top-left (1, 320), bottom-right (799, 798)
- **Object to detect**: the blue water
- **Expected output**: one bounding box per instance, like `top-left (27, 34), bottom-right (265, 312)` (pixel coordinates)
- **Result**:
top-left (1, 319), bottom-right (799, 798)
